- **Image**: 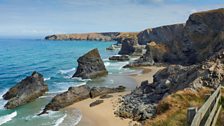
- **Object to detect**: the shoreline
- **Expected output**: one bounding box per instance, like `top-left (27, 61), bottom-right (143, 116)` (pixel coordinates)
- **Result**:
top-left (66, 66), bottom-right (164, 126)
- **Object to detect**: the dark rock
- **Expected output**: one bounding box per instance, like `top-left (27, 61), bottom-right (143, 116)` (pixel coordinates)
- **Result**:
top-left (42, 85), bottom-right (90, 112)
top-left (89, 100), bottom-right (104, 107)
top-left (90, 86), bottom-right (126, 98)
top-left (116, 50), bottom-right (224, 121)
top-left (100, 94), bottom-right (113, 99)
top-left (3, 71), bottom-right (48, 109)
top-left (109, 55), bottom-right (130, 61)
top-left (72, 48), bottom-right (108, 79)
top-left (41, 85), bottom-right (126, 114)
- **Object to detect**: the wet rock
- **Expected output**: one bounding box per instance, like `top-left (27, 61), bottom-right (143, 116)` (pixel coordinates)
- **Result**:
top-left (100, 94), bottom-right (113, 99)
top-left (72, 48), bottom-right (108, 79)
top-left (109, 55), bottom-right (130, 61)
top-left (42, 85), bottom-right (90, 112)
top-left (40, 85), bottom-right (126, 114)
top-left (3, 71), bottom-right (48, 109)
top-left (89, 100), bottom-right (104, 107)
top-left (90, 86), bottom-right (126, 98)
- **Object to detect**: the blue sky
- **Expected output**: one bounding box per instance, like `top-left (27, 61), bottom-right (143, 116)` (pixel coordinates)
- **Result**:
top-left (0, 0), bottom-right (223, 38)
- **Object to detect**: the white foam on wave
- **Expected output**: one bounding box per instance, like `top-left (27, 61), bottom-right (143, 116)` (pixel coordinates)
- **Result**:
top-left (104, 62), bottom-right (110, 67)
top-left (59, 68), bottom-right (76, 74)
top-left (0, 89), bottom-right (8, 110)
top-left (54, 114), bottom-right (67, 126)
top-left (44, 77), bottom-right (51, 81)
top-left (0, 111), bottom-right (17, 125)
top-left (72, 77), bottom-right (91, 82)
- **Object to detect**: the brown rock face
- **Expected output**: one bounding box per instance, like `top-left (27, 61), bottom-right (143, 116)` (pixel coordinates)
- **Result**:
top-left (72, 48), bottom-right (108, 79)
top-left (3, 71), bottom-right (48, 109)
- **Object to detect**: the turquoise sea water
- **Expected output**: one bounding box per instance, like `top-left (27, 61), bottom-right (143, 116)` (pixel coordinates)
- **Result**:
top-left (0, 39), bottom-right (137, 126)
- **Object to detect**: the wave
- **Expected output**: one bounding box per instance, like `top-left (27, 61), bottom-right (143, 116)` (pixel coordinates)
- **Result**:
top-left (0, 111), bottom-right (17, 125)
top-left (72, 77), bottom-right (91, 82)
top-left (104, 62), bottom-right (110, 67)
top-left (44, 77), bottom-right (51, 81)
top-left (59, 68), bottom-right (76, 74)
top-left (54, 114), bottom-right (67, 126)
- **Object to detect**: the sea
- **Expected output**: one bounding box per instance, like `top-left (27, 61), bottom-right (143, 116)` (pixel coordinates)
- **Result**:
top-left (0, 39), bottom-right (139, 126)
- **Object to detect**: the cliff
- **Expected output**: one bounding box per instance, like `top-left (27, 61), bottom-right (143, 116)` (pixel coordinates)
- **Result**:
top-left (45, 32), bottom-right (139, 42)
top-left (128, 8), bottom-right (224, 66)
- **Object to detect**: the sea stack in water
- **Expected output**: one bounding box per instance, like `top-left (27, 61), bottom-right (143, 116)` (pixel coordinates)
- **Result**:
top-left (72, 48), bottom-right (108, 79)
top-left (3, 71), bottom-right (48, 109)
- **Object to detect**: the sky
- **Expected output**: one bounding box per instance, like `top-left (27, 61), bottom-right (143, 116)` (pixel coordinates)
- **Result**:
top-left (0, 0), bottom-right (223, 38)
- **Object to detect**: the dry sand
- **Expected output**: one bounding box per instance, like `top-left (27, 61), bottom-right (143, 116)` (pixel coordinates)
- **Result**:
top-left (66, 66), bottom-right (164, 126)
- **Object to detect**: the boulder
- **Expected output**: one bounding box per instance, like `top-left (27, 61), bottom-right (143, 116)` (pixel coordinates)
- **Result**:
top-left (72, 48), bottom-right (108, 79)
top-left (90, 86), bottom-right (126, 98)
top-left (40, 85), bottom-right (126, 114)
top-left (3, 71), bottom-right (48, 109)
top-left (109, 55), bottom-right (130, 61)
top-left (42, 85), bottom-right (90, 112)
top-left (89, 100), bottom-right (104, 107)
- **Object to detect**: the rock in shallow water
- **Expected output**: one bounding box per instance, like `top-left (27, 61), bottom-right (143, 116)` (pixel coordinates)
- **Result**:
top-left (3, 71), bottom-right (48, 109)
top-left (109, 55), bottom-right (130, 61)
top-left (72, 48), bottom-right (108, 79)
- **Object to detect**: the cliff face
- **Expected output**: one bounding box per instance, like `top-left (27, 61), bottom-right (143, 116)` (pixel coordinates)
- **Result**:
top-left (183, 8), bottom-right (224, 63)
top-left (130, 8), bottom-right (224, 66)
top-left (138, 24), bottom-right (185, 45)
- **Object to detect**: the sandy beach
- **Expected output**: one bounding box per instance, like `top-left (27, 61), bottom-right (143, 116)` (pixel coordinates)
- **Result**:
top-left (130, 66), bottom-right (165, 86)
top-left (66, 66), bottom-right (164, 126)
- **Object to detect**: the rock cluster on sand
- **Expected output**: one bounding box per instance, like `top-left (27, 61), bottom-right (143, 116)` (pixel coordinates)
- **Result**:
top-left (115, 49), bottom-right (224, 121)
top-left (3, 71), bottom-right (48, 109)
top-left (72, 48), bottom-right (108, 79)
top-left (41, 85), bottom-right (126, 114)
top-left (109, 55), bottom-right (130, 61)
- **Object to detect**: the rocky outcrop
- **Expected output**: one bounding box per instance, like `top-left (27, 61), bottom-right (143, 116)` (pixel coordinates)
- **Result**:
top-left (72, 48), bottom-right (108, 79)
top-left (3, 71), bottom-right (48, 109)
top-left (116, 49), bottom-right (224, 121)
top-left (45, 32), bottom-right (120, 41)
top-left (116, 32), bottom-right (143, 55)
top-left (89, 86), bottom-right (126, 98)
top-left (109, 55), bottom-right (130, 61)
top-left (138, 24), bottom-right (185, 45)
top-left (183, 8), bottom-right (224, 64)
top-left (42, 85), bottom-right (90, 112)
top-left (126, 8), bottom-right (224, 67)
top-left (41, 85), bottom-right (126, 114)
